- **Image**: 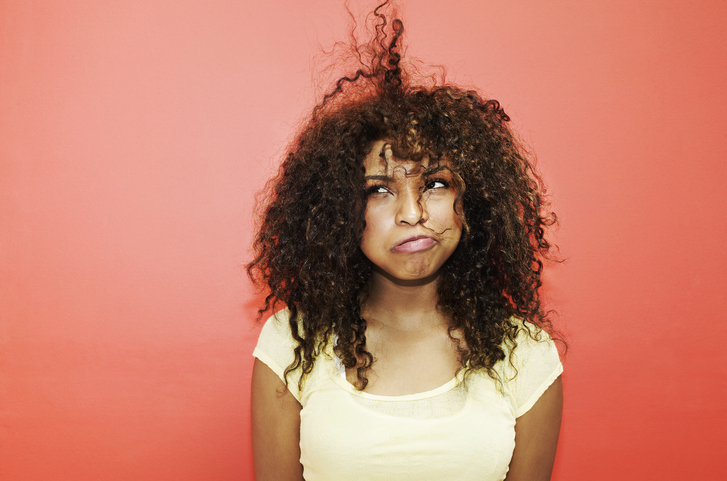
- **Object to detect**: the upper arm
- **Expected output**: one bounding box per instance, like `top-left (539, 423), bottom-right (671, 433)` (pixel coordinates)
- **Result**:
top-left (251, 358), bottom-right (304, 481)
top-left (505, 375), bottom-right (563, 481)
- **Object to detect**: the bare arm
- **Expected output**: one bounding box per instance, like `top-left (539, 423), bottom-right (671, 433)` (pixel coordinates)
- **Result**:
top-left (251, 358), bottom-right (304, 481)
top-left (505, 376), bottom-right (563, 481)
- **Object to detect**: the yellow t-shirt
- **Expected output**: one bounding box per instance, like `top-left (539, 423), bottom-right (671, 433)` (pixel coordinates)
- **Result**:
top-left (253, 309), bottom-right (562, 481)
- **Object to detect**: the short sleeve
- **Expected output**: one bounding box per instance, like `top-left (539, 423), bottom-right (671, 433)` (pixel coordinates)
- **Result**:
top-left (252, 309), bottom-right (303, 401)
top-left (503, 326), bottom-right (563, 417)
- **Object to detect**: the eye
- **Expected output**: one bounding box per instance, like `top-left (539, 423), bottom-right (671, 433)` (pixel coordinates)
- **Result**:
top-left (366, 185), bottom-right (390, 196)
top-left (425, 179), bottom-right (449, 190)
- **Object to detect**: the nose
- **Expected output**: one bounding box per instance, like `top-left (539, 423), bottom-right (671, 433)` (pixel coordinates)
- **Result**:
top-left (395, 190), bottom-right (428, 225)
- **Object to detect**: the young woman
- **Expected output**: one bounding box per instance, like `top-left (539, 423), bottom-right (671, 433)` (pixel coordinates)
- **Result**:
top-left (249, 5), bottom-right (563, 480)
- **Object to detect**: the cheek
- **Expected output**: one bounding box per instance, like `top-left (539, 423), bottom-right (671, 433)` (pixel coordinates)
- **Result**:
top-left (363, 204), bottom-right (387, 233)
top-left (429, 200), bottom-right (462, 231)
top-left (360, 210), bottom-right (380, 252)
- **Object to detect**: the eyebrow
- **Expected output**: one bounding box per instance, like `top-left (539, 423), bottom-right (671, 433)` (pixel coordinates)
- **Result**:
top-left (364, 175), bottom-right (394, 182)
top-left (423, 165), bottom-right (451, 175)
top-left (364, 166), bottom-right (450, 181)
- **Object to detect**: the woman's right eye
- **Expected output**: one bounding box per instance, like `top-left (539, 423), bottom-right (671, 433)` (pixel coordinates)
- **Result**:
top-left (366, 185), bottom-right (389, 196)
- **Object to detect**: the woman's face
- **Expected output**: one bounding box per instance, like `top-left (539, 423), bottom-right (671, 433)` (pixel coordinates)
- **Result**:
top-left (360, 141), bottom-right (462, 283)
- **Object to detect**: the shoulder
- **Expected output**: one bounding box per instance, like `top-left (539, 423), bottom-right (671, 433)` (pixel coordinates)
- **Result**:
top-left (500, 321), bottom-right (563, 418)
top-left (255, 309), bottom-right (297, 348)
top-left (254, 309), bottom-right (298, 357)
top-left (253, 309), bottom-right (334, 402)
top-left (504, 322), bottom-right (561, 371)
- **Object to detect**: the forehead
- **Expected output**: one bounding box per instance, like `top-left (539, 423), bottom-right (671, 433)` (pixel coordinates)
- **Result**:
top-left (363, 140), bottom-right (438, 175)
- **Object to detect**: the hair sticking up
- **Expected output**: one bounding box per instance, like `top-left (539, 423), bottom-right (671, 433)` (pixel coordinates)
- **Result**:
top-left (315, 1), bottom-right (407, 117)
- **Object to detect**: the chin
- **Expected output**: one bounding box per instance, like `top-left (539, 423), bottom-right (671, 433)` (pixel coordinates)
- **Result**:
top-left (374, 265), bottom-right (443, 285)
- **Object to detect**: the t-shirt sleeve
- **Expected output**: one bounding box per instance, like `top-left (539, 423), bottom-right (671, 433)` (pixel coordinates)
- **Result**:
top-left (252, 309), bottom-right (303, 401)
top-left (504, 326), bottom-right (563, 418)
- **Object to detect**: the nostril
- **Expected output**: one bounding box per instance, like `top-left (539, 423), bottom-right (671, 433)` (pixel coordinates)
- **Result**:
top-left (395, 197), bottom-right (427, 225)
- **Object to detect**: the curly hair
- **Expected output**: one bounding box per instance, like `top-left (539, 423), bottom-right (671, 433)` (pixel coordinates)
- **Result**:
top-left (248, 2), bottom-right (559, 390)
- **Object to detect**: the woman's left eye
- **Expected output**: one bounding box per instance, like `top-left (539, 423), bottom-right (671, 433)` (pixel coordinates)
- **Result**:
top-left (425, 179), bottom-right (449, 190)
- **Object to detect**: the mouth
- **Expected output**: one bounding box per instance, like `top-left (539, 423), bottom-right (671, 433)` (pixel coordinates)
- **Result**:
top-left (391, 235), bottom-right (437, 254)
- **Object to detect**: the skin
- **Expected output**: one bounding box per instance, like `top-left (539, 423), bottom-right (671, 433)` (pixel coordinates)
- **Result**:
top-left (505, 377), bottom-right (563, 481)
top-left (360, 140), bottom-right (462, 285)
top-left (251, 359), bottom-right (303, 481)
top-left (251, 140), bottom-right (562, 480)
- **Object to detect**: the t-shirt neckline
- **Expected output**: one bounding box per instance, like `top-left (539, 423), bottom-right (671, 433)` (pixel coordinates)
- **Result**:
top-left (328, 349), bottom-right (466, 401)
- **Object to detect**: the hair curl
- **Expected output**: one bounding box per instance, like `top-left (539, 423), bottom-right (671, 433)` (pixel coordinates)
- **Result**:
top-left (248, 2), bottom-right (560, 390)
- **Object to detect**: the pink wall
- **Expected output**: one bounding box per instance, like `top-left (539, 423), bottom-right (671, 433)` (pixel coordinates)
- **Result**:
top-left (2, 1), bottom-right (726, 479)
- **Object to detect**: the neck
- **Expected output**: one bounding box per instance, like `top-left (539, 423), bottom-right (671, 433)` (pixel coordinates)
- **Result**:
top-left (362, 266), bottom-right (444, 331)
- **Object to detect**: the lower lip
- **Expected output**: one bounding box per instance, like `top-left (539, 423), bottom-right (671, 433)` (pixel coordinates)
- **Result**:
top-left (392, 237), bottom-right (436, 254)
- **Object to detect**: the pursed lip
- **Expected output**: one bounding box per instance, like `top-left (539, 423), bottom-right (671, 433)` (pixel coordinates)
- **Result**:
top-left (391, 235), bottom-right (437, 254)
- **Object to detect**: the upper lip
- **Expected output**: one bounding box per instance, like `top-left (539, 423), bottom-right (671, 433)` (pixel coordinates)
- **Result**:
top-left (395, 234), bottom-right (435, 247)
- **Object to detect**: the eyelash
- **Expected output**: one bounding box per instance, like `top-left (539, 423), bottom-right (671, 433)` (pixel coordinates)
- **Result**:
top-left (365, 179), bottom-right (450, 196)
top-left (425, 178), bottom-right (450, 190)
top-left (365, 185), bottom-right (390, 196)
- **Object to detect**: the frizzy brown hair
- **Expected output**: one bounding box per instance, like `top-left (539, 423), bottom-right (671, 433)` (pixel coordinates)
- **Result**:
top-left (247, 2), bottom-right (560, 390)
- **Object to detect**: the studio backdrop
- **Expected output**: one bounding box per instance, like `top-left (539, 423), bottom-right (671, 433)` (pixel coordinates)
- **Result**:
top-left (2, 1), bottom-right (726, 479)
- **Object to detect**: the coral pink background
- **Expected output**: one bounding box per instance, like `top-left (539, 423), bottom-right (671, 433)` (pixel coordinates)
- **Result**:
top-left (2, 1), bottom-right (726, 479)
